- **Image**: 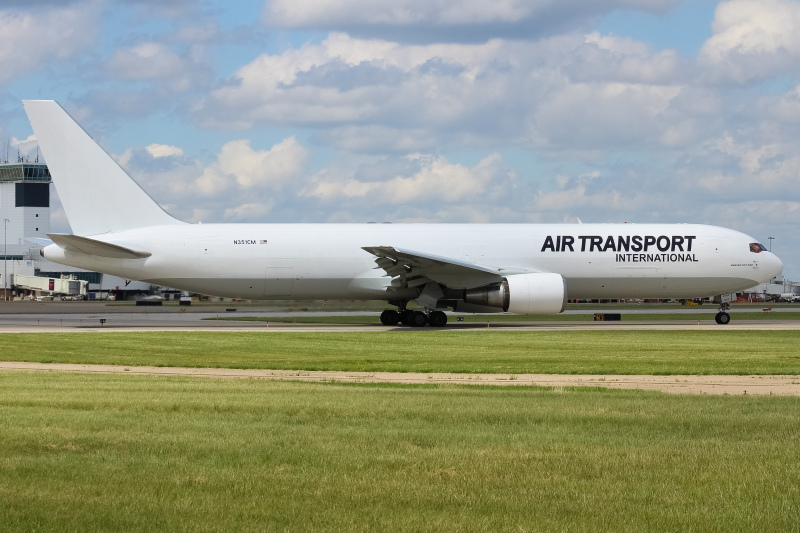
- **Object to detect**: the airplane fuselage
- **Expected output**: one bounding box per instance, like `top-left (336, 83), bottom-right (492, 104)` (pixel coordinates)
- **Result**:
top-left (42, 222), bottom-right (782, 301)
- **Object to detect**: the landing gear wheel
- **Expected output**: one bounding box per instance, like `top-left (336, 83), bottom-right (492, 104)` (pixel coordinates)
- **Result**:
top-left (428, 311), bottom-right (448, 327)
top-left (715, 312), bottom-right (731, 325)
top-left (380, 309), bottom-right (400, 326)
top-left (409, 310), bottom-right (428, 327)
top-left (399, 310), bottom-right (413, 326)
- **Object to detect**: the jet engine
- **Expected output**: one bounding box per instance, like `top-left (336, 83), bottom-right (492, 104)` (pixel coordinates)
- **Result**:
top-left (461, 272), bottom-right (567, 314)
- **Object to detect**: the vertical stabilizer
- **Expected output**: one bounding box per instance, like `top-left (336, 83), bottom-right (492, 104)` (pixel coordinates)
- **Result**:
top-left (23, 100), bottom-right (183, 236)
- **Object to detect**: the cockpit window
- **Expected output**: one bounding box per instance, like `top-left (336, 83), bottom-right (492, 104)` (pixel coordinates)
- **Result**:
top-left (750, 243), bottom-right (768, 253)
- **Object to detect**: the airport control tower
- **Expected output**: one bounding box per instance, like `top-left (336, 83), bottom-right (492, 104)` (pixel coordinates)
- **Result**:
top-left (0, 161), bottom-right (51, 296)
top-left (0, 160), bottom-right (152, 300)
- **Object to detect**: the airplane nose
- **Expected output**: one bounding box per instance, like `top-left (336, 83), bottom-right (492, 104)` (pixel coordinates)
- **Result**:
top-left (765, 252), bottom-right (784, 280)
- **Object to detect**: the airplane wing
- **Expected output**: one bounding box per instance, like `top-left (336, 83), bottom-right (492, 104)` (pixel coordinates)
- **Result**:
top-left (48, 234), bottom-right (151, 259)
top-left (363, 246), bottom-right (534, 290)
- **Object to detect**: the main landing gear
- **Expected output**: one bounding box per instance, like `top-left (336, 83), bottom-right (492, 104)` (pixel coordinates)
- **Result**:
top-left (379, 309), bottom-right (401, 326)
top-left (715, 302), bottom-right (731, 325)
top-left (379, 307), bottom-right (448, 327)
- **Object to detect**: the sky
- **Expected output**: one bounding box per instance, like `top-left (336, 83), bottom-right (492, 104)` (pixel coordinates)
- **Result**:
top-left (1, 0), bottom-right (798, 279)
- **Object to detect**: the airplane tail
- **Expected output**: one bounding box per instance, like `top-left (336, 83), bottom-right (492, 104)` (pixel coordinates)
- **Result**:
top-left (23, 100), bottom-right (183, 236)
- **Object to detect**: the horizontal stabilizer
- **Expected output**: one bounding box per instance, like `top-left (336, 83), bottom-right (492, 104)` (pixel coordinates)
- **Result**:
top-left (48, 234), bottom-right (151, 259)
top-left (24, 237), bottom-right (54, 247)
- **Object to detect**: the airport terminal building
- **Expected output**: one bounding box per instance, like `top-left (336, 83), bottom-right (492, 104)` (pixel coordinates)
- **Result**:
top-left (1, 160), bottom-right (150, 300)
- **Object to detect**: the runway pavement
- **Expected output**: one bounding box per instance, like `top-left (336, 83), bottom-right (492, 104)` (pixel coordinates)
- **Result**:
top-left (0, 307), bottom-right (800, 333)
top-left (1, 301), bottom-right (799, 332)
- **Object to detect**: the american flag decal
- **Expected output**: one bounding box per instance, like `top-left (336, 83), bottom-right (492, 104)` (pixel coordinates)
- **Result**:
top-left (260, 240), bottom-right (268, 244)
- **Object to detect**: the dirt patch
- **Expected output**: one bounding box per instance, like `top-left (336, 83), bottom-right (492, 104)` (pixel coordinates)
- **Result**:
top-left (2, 361), bottom-right (799, 396)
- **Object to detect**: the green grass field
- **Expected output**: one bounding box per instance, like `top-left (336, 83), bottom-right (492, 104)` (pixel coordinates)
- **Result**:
top-left (2, 371), bottom-right (799, 532)
top-left (0, 331), bottom-right (798, 375)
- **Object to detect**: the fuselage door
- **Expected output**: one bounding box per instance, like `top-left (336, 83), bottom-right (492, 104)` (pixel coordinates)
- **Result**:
top-left (265, 267), bottom-right (294, 297)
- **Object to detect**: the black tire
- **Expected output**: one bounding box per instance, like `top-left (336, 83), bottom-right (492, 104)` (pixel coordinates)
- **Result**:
top-left (380, 309), bottom-right (400, 326)
top-left (428, 311), bottom-right (448, 327)
top-left (715, 312), bottom-right (731, 325)
top-left (410, 310), bottom-right (428, 327)
top-left (399, 310), bottom-right (413, 326)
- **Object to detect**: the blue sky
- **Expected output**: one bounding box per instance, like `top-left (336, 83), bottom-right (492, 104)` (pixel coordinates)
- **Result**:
top-left (1, 0), bottom-right (798, 278)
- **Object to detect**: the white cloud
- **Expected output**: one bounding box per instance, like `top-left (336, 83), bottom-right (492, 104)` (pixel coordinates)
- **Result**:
top-left (531, 185), bottom-right (651, 214)
top-left (120, 0), bottom-right (198, 19)
top-left (0, 2), bottom-right (99, 84)
top-left (115, 144), bottom-right (187, 175)
top-left (574, 32), bottom-right (681, 84)
top-left (109, 43), bottom-right (186, 80)
top-left (314, 126), bottom-right (440, 153)
top-left (224, 202), bottom-right (274, 221)
top-left (263, 0), bottom-right (681, 42)
top-left (145, 144), bottom-right (184, 158)
top-left (766, 85), bottom-right (800, 123)
top-left (173, 23), bottom-right (220, 43)
top-left (304, 152), bottom-right (504, 203)
top-left (712, 200), bottom-right (800, 225)
top-left (186, 208), bottom-right (212, 224)
top-left (196, 32), bottom-right (699, 153)
top-left (699, 0), bottom-right (800, 83)
top-left (107, 42), bottom-right (211, 92)
top-left (9, 135), bottom-right (39, 160)
top-left (195, 137), bottom-right (308, 195)
top-left (531, 82), bottom-right (688, 150)
top-left (267, 0), bottom-right (535, 26)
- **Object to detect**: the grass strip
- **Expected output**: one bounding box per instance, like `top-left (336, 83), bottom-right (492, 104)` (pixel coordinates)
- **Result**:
top-left (1, 371), bottom-right (799, 532)
top-left (0, 331), bottom-right (799, 375)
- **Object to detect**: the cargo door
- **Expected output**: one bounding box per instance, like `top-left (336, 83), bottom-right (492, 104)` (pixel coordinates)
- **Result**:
top-left (264, 267), bottom-right (294, 297)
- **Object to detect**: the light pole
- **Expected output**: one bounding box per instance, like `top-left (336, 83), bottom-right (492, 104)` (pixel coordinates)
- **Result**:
top-left (768, 236), bottom-right (775, 252)
top-left (3, 218), bottom-right (8, 302)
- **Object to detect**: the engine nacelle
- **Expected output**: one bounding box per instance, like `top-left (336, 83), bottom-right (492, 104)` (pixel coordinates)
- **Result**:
top-left (463, 273), bottom-right (567, 314)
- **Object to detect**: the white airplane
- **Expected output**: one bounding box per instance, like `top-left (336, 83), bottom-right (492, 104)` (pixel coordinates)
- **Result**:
top-left (24, 100), bottom-right (783, 326)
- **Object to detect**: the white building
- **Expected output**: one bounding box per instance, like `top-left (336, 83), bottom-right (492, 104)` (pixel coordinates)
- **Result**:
top-left (1, 161), bottom-right (151, 299)
top-left (746, 276), bottom-right (800, 300)
top-left (1, 162), bottom-right (50, 295)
